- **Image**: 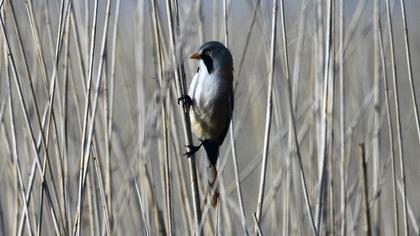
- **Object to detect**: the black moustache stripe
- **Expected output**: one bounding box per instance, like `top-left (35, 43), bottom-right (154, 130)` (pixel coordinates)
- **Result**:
top-left (201, 54), bottom-right (214, 74)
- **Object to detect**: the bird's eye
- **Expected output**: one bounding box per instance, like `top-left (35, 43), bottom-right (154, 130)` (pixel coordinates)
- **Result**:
top-left (205, 50), bottom-right (210, 55)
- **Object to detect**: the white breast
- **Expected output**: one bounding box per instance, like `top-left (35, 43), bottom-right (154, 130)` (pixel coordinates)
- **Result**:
top-left (188, 60), bottom-right (231, 141)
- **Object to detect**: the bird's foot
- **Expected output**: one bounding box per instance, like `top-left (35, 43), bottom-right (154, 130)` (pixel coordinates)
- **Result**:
top-left (183, 143), bottom-right (202, 158)
top-left (177, 95), bottom-right (193, 109)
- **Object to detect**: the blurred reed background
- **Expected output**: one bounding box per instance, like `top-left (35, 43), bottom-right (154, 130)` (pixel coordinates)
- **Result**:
top-left (0, 0), bottom-right (419, 235)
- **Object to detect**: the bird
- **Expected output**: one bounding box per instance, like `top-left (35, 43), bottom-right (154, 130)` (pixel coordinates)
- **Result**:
top-left (178, 41), bottom-right (234, 207)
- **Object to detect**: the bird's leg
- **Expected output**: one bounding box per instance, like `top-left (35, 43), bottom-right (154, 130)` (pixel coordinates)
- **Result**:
top-left (183, 142), bottom-right (203, 158)
top-left (177, 94), bottom-right (193, 109)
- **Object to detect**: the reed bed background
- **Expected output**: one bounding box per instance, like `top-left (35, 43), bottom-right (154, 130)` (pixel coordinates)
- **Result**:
top-left (0, 0), bottom-right (419, 235)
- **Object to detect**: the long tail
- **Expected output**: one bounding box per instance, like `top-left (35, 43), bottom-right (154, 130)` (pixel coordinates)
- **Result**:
top-left (203, 140), bottom-right (219, 207)
top-left (208, 164), bottom-right (219, 207)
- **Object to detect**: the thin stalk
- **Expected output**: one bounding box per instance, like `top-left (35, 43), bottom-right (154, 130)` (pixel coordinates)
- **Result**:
top-left (377, 13), bottom-right (399, 236)
top-left (6, 49), bottom-right (33, 236)
top-left (164, 0), bottom-right (202, 231)
top-left (104, 0), bottom-right (121, 232)
top-left (162, 25), bottom-right (173, 236)
top-left (196, 0), bottom-right (204, 44)
top-left (398, 1), bottom-right (416, 233)
top-left (287, 0), bottom-right (309, 232)
top-left (74, 0), bottom-right (112, 234)
top-left (339, 0), bottom-right (346, 235)
top-left (72, 0), bottom-right (99, 233)
top-left (385, 0), bottom-right (406, 234)
top-left (372, 0), bottom-right (381, 233)
top-left (132, 168), bottom-right (151, 236)
top-left (399, 0), bottom-right (420, 145)
top-left (149, 0), bottom-right (171, 234)
top-left (223, 0), bottom-right (228, 46)
top-left (254, 0), bottom-right (278, 230)
top-left (236, 0), bottom-right (261, 79)
top-left (24, 0), bottom-right (50, 84)
top-left (397, 181), bottom-right (420, 235)
top-left (162, 98), bottom-right (172, 236)
top-left (59, 7), bottom-right (72, 234)
top-left (291, 0), bottom-right (309, 111)
top-left (228, 119), bottom-right (247, 235)
top-left (283, 162), bottom-right (290, 236)
top-left (223, 0), bottom-right (247, 235)
top-left (91, 148), bottom-right (112, 235)
top-left (279, 0), bottom-right (317, 234)
top-left (253, 213), bottom-right (263, 236)
top-left (0, 10), bottom-right (61, 236)
top-left (11, 1), bottom-right (68, 231)
top-left (359, 144), bottom-right (372, 236)
top-left (168, 98), bottom-right (193, 234)
top-left (315, 0), bottom-right (333, 232)
top-left (327, 0), bottom-right (336, 234)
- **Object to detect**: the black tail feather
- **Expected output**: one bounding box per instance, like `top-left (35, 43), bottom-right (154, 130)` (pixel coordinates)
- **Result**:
top-left (202, 140), bottom-right (219, 166)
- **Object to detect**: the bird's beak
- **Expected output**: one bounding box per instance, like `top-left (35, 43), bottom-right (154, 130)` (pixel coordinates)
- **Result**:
top-left (190, 52), bottom-right (200, 60)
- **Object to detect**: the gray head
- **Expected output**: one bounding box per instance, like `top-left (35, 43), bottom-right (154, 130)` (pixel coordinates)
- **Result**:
top-left (190, 41), bottom-right (233, 74)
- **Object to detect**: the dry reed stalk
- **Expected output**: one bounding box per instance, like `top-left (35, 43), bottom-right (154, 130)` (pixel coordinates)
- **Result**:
top-left (397, 181), bottom-right (420, 234)
top-left (5, 49), bottom-right (34, 236)
top-left (254, 0), bottom-right (278, 231)
top-left (218, 180), bottom-right (234, 235)
top-left (326, 0), bottom-right (336, 233)
top-left (60, 10), bottom-right (71, 234)
top-left (398, 0), bottom-right (416, 234)
top-left (11, 2), bottom-right (68, 230)
top-left (161, 95), bottom-right (172, 236)
top-left (86, 167), bottom-right (96, 235)
top-left (377, 12), bottom-right (399, 236)
top-left (222, 0), bottom-right (248, 235)
top-left (0, 8), bottom-right (62, 235)
top-left (371, 1), bottom-right (382, 233)
top-left (228, 117), bottom-right (248, 234)
top-left (40, 1), bottom-right (73, 232)
top-left (288, 0), bottom-right (309, 233)
top-left (399, 0), bottom-right (420, 145)
top-left (338, 0), bottom-right (346, 235)
top-left (165, 0), bottom-right (202, 232)
top-left (167, 85), bottom-right (194, 234)
top-left (132, 168), bottom-right (151, 236)
top-left (385, 0), bottom-right (406, 234)
top-left (149, 0), bottom-right (172, 234)
top-left (24, 0), bottom-right (70, 168)
top-left (236, 0), bottom-right (261, 80)
top-left (196, 0), bottom-right (204, 44)
top-left (359, 144), bottom-right (372, 236)
top-left (69, 4), bottom-right (87, 81)
top-left (291, 0), bottom-right (309, 111)
top-left (279, 0), bottom-right (317, 234)
top-left (343, 0), bottom-right (368, 55)
top-left (7, 2), bottom-right (65, 229)
top-left (73, 0), bottom-right (99, 233)
top-left (1, 1), bottom-right (420, 235)
top-left (74, 0), bottom-right (112, 234)
top-left (315, 0), bottom-right (333, 232)
top-left (253, 212), bottom-right (263, 236)
top-left (104, 0), bottom-right (121, 232)
top-left (92, 142), bottom-right (112, 235)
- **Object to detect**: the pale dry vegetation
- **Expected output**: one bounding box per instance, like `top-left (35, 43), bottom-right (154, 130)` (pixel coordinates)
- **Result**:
top-left (0, 0), bottom-right (419, 235)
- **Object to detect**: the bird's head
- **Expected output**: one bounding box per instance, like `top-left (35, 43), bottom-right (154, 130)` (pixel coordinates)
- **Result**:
top-left (190, 41), bottom-right (233, 74)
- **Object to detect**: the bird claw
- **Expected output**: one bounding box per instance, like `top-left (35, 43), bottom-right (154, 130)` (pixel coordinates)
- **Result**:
top-left (183, 143), bottom-right (202, 158)
top-left (177, 95), bottom-right (193, 109)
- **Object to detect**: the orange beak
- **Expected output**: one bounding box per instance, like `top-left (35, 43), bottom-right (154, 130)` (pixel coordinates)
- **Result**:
top-left (190, 52), bottom-right (200, 60)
